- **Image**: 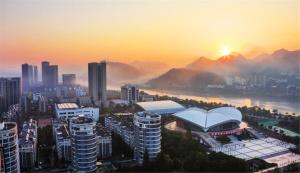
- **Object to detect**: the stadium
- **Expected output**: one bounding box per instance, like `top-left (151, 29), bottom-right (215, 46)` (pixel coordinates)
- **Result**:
top-left (135, 100), bottom-right (244, 136)
top-left (173, 107), bottom-right (244, 136)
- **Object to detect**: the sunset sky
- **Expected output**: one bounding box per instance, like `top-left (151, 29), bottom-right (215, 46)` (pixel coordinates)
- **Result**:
top-left (0, 0), bottom-right (299, 76)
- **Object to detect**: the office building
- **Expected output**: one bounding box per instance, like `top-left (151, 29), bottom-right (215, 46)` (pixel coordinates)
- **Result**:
top-left (0, 121), bottom-right (20, 173)
top-left (0, 78), bottom-right (21, 114)
top-left (62, 74), bottom-right (76, 86)
top-left (55, 103), bottom-right (99, 121)
top-left (134, 112), bottom-right (161, 163)
top-left (121, 84), bottom-right (139, 103)
top-left (88, 61), bottom-right (107, 106)
top-left (41, 61), bottom-right (58, 87)
top-left (18, 119), bottom-right (37, 170)
top-left (70, 116), bottom-right (97, 172)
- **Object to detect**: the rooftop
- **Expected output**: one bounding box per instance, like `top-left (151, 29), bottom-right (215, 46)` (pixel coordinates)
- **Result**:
top-left (56, 103), bottom-right (79, 109)
top-left (71, 115), bottom-right (94, 124)
top-left (136, 100), bottom-right (185, 114)
top-left (173, 107), bottom-right (242, 131)
top-left (96, 123), bottom-right (111, 137)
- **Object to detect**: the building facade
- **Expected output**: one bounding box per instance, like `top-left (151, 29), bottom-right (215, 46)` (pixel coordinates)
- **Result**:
top-left (62, 74), bottom-right (76, 86)
top-left (41, 61), bottom-right (58, 87)
top-left (104, 113), bottom-right (135, 148)
top-left (21, 63), bottom-right (34, 93)
top-left (18, 119), bottom-right (37, 170)
top-left (55, 103), bottom-right (99, 121)
top-left (0, 122), bottom-right (20, 173)
top-left (88, 61), bottom-right (107, 106)
top-left (96, 124), bottom-right (112, 159)
top-left (121, 84), bottom-right (139, 103)
top-left (0, 78), bottom-right (21, 114)
top-left (53, 120), bottom-right (71, 162)
top-left (70, 116), bottom-right (97, 172)
top-left (134, 112), bottom-right (161, 163)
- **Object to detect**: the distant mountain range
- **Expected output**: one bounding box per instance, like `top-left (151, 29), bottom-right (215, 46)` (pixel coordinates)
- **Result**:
top-left (146, 49), bottom-right (299, 89)
top-left (96, 49), bottom-right (299, 87)
top-left (106, 60), bottom-right (169, 85)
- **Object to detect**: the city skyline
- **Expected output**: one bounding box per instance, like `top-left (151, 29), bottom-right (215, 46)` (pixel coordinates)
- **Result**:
top-left (1, 0), bottom-right (299, 73)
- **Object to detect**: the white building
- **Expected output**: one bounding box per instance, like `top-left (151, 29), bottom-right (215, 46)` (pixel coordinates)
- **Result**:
top-left (0, 122), bottom-right (20, 172)
top-left (134, 111), bottom-right (161, 163)
top-left (135, 100), bottom-right (185, 115)
top-left (121, 84), bottom-right (139, 103)
top-left (55, 103), bottom-right (99, 121)
top-left (173, 107), bottom-right (242, 134)
top-left (70, 116), bottom-right (97, 172)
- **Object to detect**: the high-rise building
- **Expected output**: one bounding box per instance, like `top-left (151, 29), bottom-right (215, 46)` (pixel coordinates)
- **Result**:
top-left (22, 64), bottom-right (34, 93)
top-left (41, 61), bottom-right (58, 87)
top-left (70, 116), bottom-right (97, 172)
top-left (134, 112), bottom-right (161, 163)
top-left (88, 61), bottom-right (107, 106)
top-left (48, 65), bottom-right (58, 87)
top-left (62, 74), bottom-right (76, 86)
top-left (121, 84), bottom-right (139, 103)
top-left (41, 61), bottom-right (49, 86)
top-left (0, 78), bottom-right (21, 114)
top-left (0, 121), bottom-right (20, 173)
top-left (33, 65), bottom-right (38, 85)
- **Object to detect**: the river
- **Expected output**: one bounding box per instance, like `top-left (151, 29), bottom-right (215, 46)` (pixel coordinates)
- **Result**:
top-left (141, 89), bottom-right (300, 116)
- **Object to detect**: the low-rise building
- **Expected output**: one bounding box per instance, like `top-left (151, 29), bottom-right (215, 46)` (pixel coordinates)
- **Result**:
top-left (55, 103), bottom-right (99, 121)
top-left (96, 124), bottom-right (112, 159)
top-left (18, 119), bottom-right (38, 170)
top-left (52, 119), bottom-right (71, 161)
top-left (104, 113), bottom-right (135, 148)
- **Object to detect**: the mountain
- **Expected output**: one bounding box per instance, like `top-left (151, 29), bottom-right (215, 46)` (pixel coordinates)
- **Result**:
top-left (147, 68), bottom-right (197, 88)
top-left (130, 60), bottom-right (170, 77)
top-left (147, 68), bottom-right (224, 89)
top-left (186, 52), bottom-right (253, 76)
top-left (253, 49), bottom-right (300, 73)
top-left (185, 56), bottom-right (214, 71)
top-left (107, 61), bottom-right (144, 85)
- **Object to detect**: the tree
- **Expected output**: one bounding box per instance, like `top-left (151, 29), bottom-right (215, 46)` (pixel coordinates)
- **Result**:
top-left (142, 149), bottom-right (150, 171)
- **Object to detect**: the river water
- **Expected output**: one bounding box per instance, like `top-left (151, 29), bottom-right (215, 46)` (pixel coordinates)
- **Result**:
top-left (141, 89), bottom-right (300, 116)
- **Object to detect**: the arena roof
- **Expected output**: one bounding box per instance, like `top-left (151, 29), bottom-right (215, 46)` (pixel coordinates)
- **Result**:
top-left (173, 107), bottom-right (242, 131)
top-left (135, 100), bottom-right (185, 114)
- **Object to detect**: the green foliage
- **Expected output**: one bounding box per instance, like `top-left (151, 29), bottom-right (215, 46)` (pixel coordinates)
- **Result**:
top-left (133, 130), bottom-right (249, 172)
top-left (216, 135), bottom-right (231, 144)
top-left (38, 125), bottom-right (53, 146)
top-left (112, 132), bottom-right (133, 159)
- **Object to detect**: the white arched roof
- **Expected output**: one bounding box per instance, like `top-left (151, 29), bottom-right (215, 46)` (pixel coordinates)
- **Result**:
top-left (136, 100), bottom-right (185, 114)
top-left (173, 107), bottom-right (242, 131)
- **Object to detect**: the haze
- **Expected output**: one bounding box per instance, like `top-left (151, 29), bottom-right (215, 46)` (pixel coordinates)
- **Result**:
top-left (0, 0), bottom-right (299, 78)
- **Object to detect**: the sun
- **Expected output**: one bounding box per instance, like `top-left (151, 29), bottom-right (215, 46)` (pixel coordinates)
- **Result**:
top-left (221, 47), bottom-right (231, 56)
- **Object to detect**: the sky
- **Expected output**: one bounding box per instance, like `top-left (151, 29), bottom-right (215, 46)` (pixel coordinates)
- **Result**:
top-left (0, 0), bottom-right (299, 76)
